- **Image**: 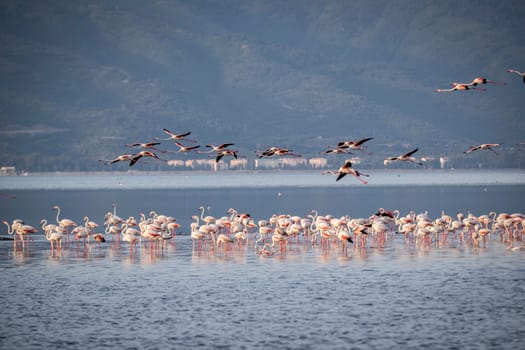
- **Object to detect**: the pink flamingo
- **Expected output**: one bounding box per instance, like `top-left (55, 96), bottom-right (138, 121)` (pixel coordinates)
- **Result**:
top-left (322, 161), bottom-right (369, 184)
top-left (126, 142), bottom-right (168, 153)
top-left (98, 154), bottom-right (133, 165)
top-left (435, 83), bottom-right (486, 92)
top-left (257, 147), bottom-right (301, 158)
top-left (323, 148), bottom-right (353, 155)
top-left (468, 77), bottom-right (506, 86)
top-left (129, 151), bottom-right (167, 166)
top-left (203, 143), bottom-right (235, 153)
top-left (464, 143), bottom-right (501, 155)
top-left (215, 149), bottom-right (238, 162)
top-left (384, 148), bottom-right (423, 165)
top-left (507, 69), bottom-right (525, 84)
top-left (336, 137), bottom-right (374, 151)
top-left (173, 142), bottom-right (200, 153)
top-left (155, 128), bottom-right (196, 143)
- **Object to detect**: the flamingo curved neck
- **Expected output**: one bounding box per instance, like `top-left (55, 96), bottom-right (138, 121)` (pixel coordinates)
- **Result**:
top-left (55, 206), bottom-right (61, 224)
top-left (4, 221), bottom-right (14, 235)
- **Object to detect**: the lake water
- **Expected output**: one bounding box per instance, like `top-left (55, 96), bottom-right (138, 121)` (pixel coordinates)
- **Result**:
top-left (0, 170), bottom-right (524, 349)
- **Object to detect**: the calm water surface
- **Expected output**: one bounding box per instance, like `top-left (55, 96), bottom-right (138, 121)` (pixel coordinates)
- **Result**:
top-left (0, 171), bottom-right (524, 349)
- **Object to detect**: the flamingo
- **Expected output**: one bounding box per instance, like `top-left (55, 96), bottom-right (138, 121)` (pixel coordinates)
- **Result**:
top-left (322, 161), bottom-right (369, 184)
top-left (83, 216), bottom-right (98, 243)
top-left (44, 227), bottom-right (65, 251)
top-left (506, 69), bottom-right (525, 84)
top-left (464, 143), bottom-right (501, 155)
top-left (3, 220), bottom-right (37, 247)
top-left (105, 223), bottom-right (123, 243)
top-left (40, 219), bottom-right (58, 234)
top-left (52, 206), bottom-right (77, 240)
top-left (323, 148), bottom-right (353, 155)
top-left (257, 147), bottom-right (300, 158)
top-left (203, 143), bottom-right (235, 153)
top-left (468, 77), bottom-right (506, 86)
top-left (121, 224), bottom-right (140, 252)
top-left (435, 83), bottom-right (486, 92)
top-left (155, 128), bottom-right (196, 143)
top-left (216, 233), bottom-right (235, 251)
top-left (125, 142), bottom-right (168, 153)
top-left (93, 233), bottom-right (106, 244)
top-left (215, 149), bottom-right (238, 162)
top-left (384, 148), bottom-right (423, 165)
top-left (98, 154), bottom-right (133, 165)
top-left (129, 151), bottom-right (167, 166)
top-left (336, 137), bottom-right (374, 151)
top-left (198, 206), bottom-right (216, 225)
top-left (173, 142), bottom-right (201, 153)
top-left (190, 230), bottom-right (206, 249)
top-left (72, 226), bottom-right (89, 249)
top-left (337, 228), bottom-right (354, 254)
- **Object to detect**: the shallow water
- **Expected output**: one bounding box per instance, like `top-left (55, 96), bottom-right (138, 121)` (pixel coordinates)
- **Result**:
top-left (1, 236), bottom-right (523, 350)
top-left (0, 172), bottom-right (524, 349)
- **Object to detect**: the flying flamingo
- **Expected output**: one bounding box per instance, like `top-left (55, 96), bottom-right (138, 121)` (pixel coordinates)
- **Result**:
top-left (506, 69), bottom-right (525, 84)
top-left (468, 77), bottom-right (506, 87)
top-left (336, 137), bottom-right (374, 151)
top-left (435, 83), bottom-right (486, 92)
top-left (155, 128), bottom-right (197, 143)
top-left (322, 160), bottom-right (369, 184)
top-left (215, 149), bottom-right (238, 162)
top-left (98, 154), bottom-right (133, 165)
top-left (257, 147), bottom-right (301, 158)
top-left (173, 142), bottom-right (201, 153)
top-left (384, 148), bottom-right (423, 165)
top-left (322, 148), bottom-right (353, 155)
top-left (464, 143), bottom-right (501, 155)
top-left (125, 142), bottom-right (168, 153)
top-left (203, 143), bottom-right (235, 153)
top-left (129, 151), bottom-right (167, 166)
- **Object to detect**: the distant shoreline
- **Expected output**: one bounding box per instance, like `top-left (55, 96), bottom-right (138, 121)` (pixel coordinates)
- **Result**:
top-left (0, 168), bottom-right (523, 190)
top-left (2, 168), bottom-right (524, 177)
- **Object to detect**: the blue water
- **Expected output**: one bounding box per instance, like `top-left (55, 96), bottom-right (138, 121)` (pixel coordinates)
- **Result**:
top-left (0, 171), bottom-right (524, 349)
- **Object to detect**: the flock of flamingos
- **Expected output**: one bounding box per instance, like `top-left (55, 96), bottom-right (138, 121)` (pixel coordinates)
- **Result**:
top-left (2, 203), bottom-right (525, 257)
top-left (97, 68), bottom-right (525, 185)
top-left (2, 68), bottom-right (524, 257)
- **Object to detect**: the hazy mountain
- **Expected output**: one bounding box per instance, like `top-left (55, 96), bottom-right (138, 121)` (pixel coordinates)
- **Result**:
top-left (1, 0), bottom-right (524, 171)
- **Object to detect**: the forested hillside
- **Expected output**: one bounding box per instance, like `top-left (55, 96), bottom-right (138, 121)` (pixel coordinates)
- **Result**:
top-left (1, 0), bottom-right (524, 171)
